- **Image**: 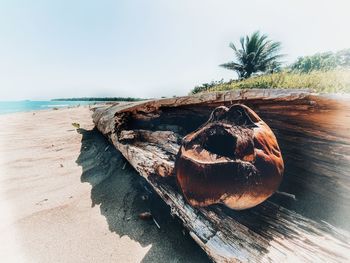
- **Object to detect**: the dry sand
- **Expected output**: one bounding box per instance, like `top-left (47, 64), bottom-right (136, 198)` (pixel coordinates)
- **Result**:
top-left (0, 107), bottom-right (209, 263)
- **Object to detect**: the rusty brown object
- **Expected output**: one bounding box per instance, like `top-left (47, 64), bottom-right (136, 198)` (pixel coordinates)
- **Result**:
top-left (175, 104), bottom-right (284, 210)
top-left (138, 211), bottom-right (153, 220)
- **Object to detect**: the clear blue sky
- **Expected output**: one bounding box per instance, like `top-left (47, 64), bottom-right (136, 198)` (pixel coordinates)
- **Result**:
top-left (0, 0), bottom-right (349, 100)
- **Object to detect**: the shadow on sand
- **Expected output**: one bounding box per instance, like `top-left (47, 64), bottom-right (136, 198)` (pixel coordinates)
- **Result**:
top-left (76, 128), bottom-right (209, 263)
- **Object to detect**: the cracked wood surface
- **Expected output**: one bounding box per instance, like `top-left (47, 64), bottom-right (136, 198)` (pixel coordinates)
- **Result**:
top-left (92, 89), bottom-right (350, 262)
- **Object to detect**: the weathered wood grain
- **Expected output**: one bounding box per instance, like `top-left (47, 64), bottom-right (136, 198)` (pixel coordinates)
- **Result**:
top-left (92, 89), bottom-right (350, 262)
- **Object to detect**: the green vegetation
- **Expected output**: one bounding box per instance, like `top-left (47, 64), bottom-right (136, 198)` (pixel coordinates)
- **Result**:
top-left (192, 70), bottom-right (350, 94)
top-left (220, 31), bottom-right (283, 79)
top-left (192, 30), bottom-right (350, 95)
top-left (52, 97), bottom-right (145, 102)
top-left (71, 122), bottom-right (80, 129)
top-left (289, 49), bottom-right (350, 73)
top-left (191, 79), bottom-right (225, 94)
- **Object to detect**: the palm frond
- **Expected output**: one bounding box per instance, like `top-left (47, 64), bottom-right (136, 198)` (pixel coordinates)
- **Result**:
top-left (219, 62), bottom-right (244, 71)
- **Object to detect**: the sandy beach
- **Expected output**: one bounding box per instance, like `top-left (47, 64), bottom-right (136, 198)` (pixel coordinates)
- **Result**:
top-left (0, 107), bottom-right (209, 263)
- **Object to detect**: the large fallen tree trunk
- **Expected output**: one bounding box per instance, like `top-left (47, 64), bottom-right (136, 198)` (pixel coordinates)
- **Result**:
top-left (92, 89), bottom-right (350, 262)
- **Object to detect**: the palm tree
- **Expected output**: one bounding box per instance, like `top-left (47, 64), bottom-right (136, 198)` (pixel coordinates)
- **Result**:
top-left (220, 31), bottom-right (284, 79)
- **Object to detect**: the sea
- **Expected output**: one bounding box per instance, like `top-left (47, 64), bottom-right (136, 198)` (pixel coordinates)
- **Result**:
top-left (0, 100), bottom-right (101, 115)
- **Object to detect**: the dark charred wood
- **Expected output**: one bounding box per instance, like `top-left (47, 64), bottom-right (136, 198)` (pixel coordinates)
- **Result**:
top-left (175, 104), bottom-right (284, 210)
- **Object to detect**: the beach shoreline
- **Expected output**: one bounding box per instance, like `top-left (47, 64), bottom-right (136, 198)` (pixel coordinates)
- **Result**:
top-left (0, 107), bottom-right (208, 262)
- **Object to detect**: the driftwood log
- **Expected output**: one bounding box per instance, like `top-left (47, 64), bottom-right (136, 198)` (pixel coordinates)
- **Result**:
top-left (92, 89), bottom-right (350, 262)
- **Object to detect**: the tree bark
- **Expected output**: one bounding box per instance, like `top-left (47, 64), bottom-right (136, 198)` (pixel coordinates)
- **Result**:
top-left (92, 89), bottom-right (350, 262)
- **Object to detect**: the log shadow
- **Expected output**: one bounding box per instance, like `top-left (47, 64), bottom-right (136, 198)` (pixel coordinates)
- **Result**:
top-left (75, 128), bottom-right (210, 263)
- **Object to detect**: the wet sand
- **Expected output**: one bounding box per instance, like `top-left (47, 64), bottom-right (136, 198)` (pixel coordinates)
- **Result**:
top-left (0, 107), bottom-right (209, 263)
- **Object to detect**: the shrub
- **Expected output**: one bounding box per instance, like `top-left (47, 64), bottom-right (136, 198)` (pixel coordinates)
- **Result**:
top-left (289, 49), bottom-right (350, 73)
top-left (190, 79), bottom-right (224, 94)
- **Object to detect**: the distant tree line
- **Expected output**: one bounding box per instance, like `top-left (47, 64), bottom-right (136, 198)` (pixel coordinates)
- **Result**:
top-left (52, 97), bottom-right (145, 102)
